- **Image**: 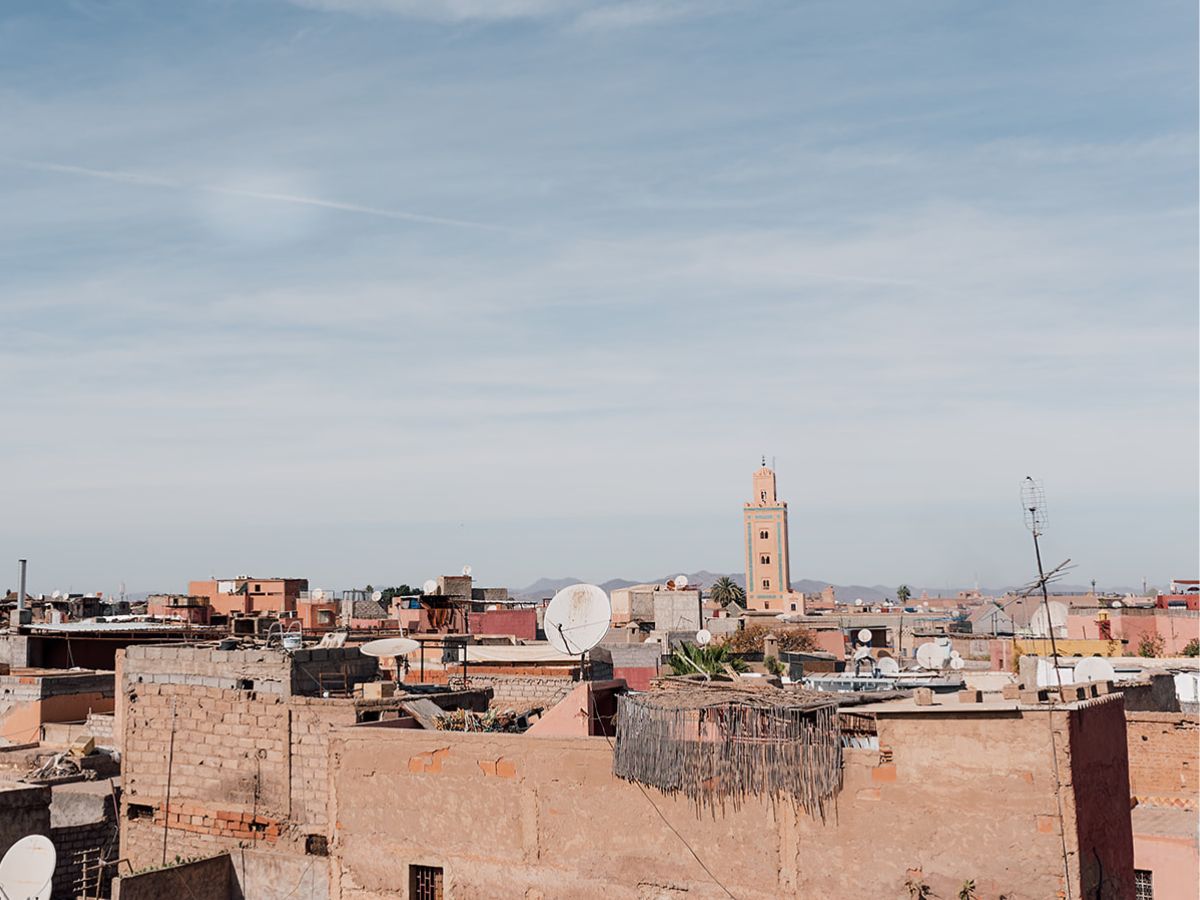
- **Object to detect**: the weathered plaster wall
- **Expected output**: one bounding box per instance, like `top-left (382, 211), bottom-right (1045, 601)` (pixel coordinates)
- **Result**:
top-left (1125, 712), bottom-right (1198, 807)
top-left (327, 703), bottom-right (1126, 900)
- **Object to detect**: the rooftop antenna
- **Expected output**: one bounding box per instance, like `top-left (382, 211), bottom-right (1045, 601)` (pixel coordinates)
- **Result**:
top-left (544, 584), bottom-right (611, 681)
top-left (0, 834), bottom-right (56, 900)
top-left (1021, 477), bottom-right (1063, 690)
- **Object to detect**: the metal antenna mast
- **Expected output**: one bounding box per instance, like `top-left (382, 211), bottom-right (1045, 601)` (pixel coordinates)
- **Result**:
top-left (1021, 477), bottom-right (1063, 689)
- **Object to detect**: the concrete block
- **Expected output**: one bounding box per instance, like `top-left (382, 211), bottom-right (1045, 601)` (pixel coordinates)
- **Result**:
top-left (957, 689), bottom-right (983, 704)
top-left (1001, 683), bottom-right (1022, 700)
top-left (1020, 689), bottom-right (1049, 704)
top-left (914, 688), bottom-right (934, 707)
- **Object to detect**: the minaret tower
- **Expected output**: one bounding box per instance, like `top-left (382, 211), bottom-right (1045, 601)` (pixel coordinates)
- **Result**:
top-left (744, 458), bottom-right (803, 613)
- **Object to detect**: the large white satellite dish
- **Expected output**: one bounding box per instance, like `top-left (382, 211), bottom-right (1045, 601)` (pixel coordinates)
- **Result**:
top-left (1074, 657), bottom-right (1116, 683)
top-left (915, 641), bottom-right (946, 671)
top-left (371, 590), bottom-right (383, 603)
top-left (675, 574), bottom-right (689, 589)
top-left (359, 638), bottom-right (420, 658)
top-left (544, 584), bottom-right (610, 655)
top-left (0, 834), bottom-right (56, 900)
top-left (422, 579), bottom-right (438, 595)
top-left (1029, 601), bottom-right (1069, 637)
top-left (877, 656), bottom-right (900, 676)
top-left (857, 628), bottom-right (872, 643)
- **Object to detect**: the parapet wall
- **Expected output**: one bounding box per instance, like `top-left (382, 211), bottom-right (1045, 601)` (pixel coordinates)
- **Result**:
top-left (1125, 711), bottom-right (1199, 808)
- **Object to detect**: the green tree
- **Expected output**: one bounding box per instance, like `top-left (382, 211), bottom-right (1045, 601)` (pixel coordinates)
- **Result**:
top-left (379, 584), bottom-right (423, 604)
top-left (1137, 633), bottom-right (1165, 658)
top-left (1183, 639), bottom-right (1199, 658)
top-left (897, 584), bottom-right (912, 604)
top-left (667, 642), bottom-right (749, 677)
top-left (709, 576), bottom-right (745, 608)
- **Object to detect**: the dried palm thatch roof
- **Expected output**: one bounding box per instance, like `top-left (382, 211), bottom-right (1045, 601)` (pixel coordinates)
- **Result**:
top-left (612, 677), bottom-right (842, 818)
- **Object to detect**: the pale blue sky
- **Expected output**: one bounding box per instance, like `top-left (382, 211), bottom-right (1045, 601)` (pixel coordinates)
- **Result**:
top-left (2, 0), bottom-right (1196, 595)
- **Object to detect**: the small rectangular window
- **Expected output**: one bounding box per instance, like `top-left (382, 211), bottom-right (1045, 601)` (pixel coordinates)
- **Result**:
top-left (759, 530), bottom-right (769, 540)
top-left (760, 554), bottom-right (770, 565)
top-left (1134, 870), bottom-right (1153, 900)
top-left (790, 603), bottom-right (797, 612)
top-left (126, 803), bottom-right (154, 821)
top-left (410, 864), bottom-right (444, 900)
top-left (762, 579), bottom-right (770, 590)
top-left (254, 584), bottom-right (262, 592)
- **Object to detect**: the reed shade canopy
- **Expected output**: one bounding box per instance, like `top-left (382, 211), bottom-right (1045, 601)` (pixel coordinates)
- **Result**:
top-left (612, 679), bottom-right (842, 818)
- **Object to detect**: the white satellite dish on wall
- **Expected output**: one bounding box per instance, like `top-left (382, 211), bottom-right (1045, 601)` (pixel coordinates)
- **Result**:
top-left (359, 637), bottom-right (420, 658)
top-left (371, 591), bottom-right (383, 603)
top-left (695, 629), bottom-right (712, 646)
top-left (857, 628), bottom-right (872, 644)
top-left (422, 579), bottom-right (438, 595)
top-left (675, 574), bottom-right (689, 589)
top-left (544, 584), bottom-right (611, 656)
top-left (1074, 657), bottom-right (1116, 683)
top-left (0, 834), bottom-right (56, 900)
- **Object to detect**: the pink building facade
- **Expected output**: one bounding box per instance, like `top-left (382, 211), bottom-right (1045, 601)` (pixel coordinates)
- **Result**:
top-left (743, 463), bottom-right (804, 614)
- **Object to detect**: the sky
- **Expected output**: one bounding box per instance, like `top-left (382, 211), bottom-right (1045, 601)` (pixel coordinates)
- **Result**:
top-left (1, 0), bottom-right (1197, 596)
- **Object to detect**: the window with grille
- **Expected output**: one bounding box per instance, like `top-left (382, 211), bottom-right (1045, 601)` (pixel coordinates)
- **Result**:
top-left (410, 865), bottom-right (444, 900)
top-left (1134, 869), bottom-right (1153, 900)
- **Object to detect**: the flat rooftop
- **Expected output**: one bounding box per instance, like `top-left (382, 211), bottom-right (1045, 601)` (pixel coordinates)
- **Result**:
top-left (864, 694), bottom-right (1097, 715)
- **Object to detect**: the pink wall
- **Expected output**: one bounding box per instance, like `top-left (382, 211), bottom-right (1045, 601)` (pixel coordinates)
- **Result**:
top-left (469, 609), bottom-right (537, 641)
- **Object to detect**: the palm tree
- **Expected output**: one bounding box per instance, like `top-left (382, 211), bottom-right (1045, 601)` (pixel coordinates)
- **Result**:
top-left (667, 642), bottom-right (749, 677)
top-left (897, 584), bottom-right (912, 604)
top-left (709, 576), bottom-right (745, 608)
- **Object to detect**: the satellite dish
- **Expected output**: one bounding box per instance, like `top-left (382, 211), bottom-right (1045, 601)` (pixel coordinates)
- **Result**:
top-left (311, 589), bottom-right (325, 601)
top-left (949, 650), bottom-right (962, 660)
top-left (852, 645), bottom-right (871, 661)
top-left (950, 657), bottom-right (965, 671)
top-left (877, 656), bottom-right (900, 676)
top-left (544, 584), bottom-right (611, 656)
top-left (1029, 601), bottom-right (1069, 637)
top-left (695, 629), bottom-right (712, 646)
top-left (915, 641), bottom-right (946, 671)
top-left (359, 637), bottom-right (420, 658)
top-left (676, 575), bottom-right (689, 589)
top-left (462, 565), bottom-right (472, 577)
top-left (422, 579), bottom-right (438, 595)
top-left (1111, 600), bottom-right (1123, 609)
top-left (854, 599), bottom-right (863, 606)
top-left (857, 628), bottom-right (872, 643)
top-left (371, 591), bottom-right (383, 603)
top-left (1074, 657), bottom-right (1116, 683)
top-left (51, 591), bottom-right (61, 600)
top-left (0, 834), bottom-right (56, 900)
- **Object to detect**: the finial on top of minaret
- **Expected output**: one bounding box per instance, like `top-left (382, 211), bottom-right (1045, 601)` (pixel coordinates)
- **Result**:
top-left (761, 454), bottom-right (766, 467)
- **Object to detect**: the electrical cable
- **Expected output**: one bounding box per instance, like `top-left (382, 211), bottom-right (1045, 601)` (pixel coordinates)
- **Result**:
top-left (589, 690), bottom-right (737, 900)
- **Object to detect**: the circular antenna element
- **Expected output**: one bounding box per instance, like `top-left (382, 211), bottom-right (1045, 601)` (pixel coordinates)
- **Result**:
top-left (544, 584), bottom-right (611, 655)
top-left (422, 579), bottom-right (438, 595)
top-left (950, 657), bottom-right (965, 671)
top-left (1074, 657), bottom-right (1116, 683)
top-left (915, 642), bottom-right (945, 671)
top-left (371, 590), bottom-right (383, 602)
top-left (51, 591), bottom-right (61, 600)
top-left (676, 574), bottom-right (689, 589)
top-left (857, 628), bottom-right (872, 644)
top-left (0, 834), bottom-right (56, 900)
top-left (877, 657), bottom-right (900, 676)
top-left (359, 638), bottom-right (420, 658)
top-left (695, 629), bottom-right (712, 646)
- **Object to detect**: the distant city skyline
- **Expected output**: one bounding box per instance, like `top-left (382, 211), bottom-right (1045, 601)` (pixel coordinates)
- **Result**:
top-left (2, 1), bottom-right (1196, 595)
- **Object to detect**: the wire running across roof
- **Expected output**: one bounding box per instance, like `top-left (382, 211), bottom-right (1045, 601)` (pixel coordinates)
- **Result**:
top-left (612, 679), bottom-right (842, 819)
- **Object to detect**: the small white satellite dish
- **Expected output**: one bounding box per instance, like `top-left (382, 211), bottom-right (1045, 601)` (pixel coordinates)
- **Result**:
top-left (1074, 657), bottom-right (1116, 683)
top-left (544, 584), bottom-right (611, 656)
top-left (853, 645), bottom-right (871, 661)
top-left (371, 591), bottom-right (383, 603)
top-left (854, 599), bottom-right (863, 606)
top-left (311, 589), bottom-right (325, 601)
top-left (422, 579), bottom-right (438, 595)
top-left (359, 637), bottom-right (420, 658)
top-left (1111, 600), bottom-right (1123, 609)
top-left (950, 650), bottom-right (962, 660)
top-left (695, 628), bottom-right (712, 646)
top-left (462, 565), bottom-right (472, 577)
top-left (857, 628), bottom-right (872, 643)
top-left (675, 574), bottom-right (689, 589)
top-left (51, 591), bottom-right (61, 600)
top-left (950, 657), bottom-right (965, 671)
top-left (915, 641), bottom-right (946, 671)
top-left (877, 656), bottom-right (900, 676)
top-left (0, 834), bottom-right (56, 900)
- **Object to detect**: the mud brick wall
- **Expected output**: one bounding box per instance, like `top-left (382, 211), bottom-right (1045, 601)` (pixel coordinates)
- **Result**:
top-left (1125, 711), bottom-right (1199, 807)
top-left (462, 675), bottom-right (575, 711)
top-left (0, 783), bottom-right (50, 858)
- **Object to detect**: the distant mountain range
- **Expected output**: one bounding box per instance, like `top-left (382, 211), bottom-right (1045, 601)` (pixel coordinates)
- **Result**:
top-left (513, 573), bottom-right (1137, 602)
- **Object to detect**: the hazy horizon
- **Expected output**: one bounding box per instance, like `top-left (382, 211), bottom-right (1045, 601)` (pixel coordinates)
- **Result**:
top-left (3, 1), bottom-right (1197, 596)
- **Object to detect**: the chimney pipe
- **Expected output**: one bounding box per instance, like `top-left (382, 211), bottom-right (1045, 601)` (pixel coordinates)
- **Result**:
top-left (17, 559), bottom-right (27, 612)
